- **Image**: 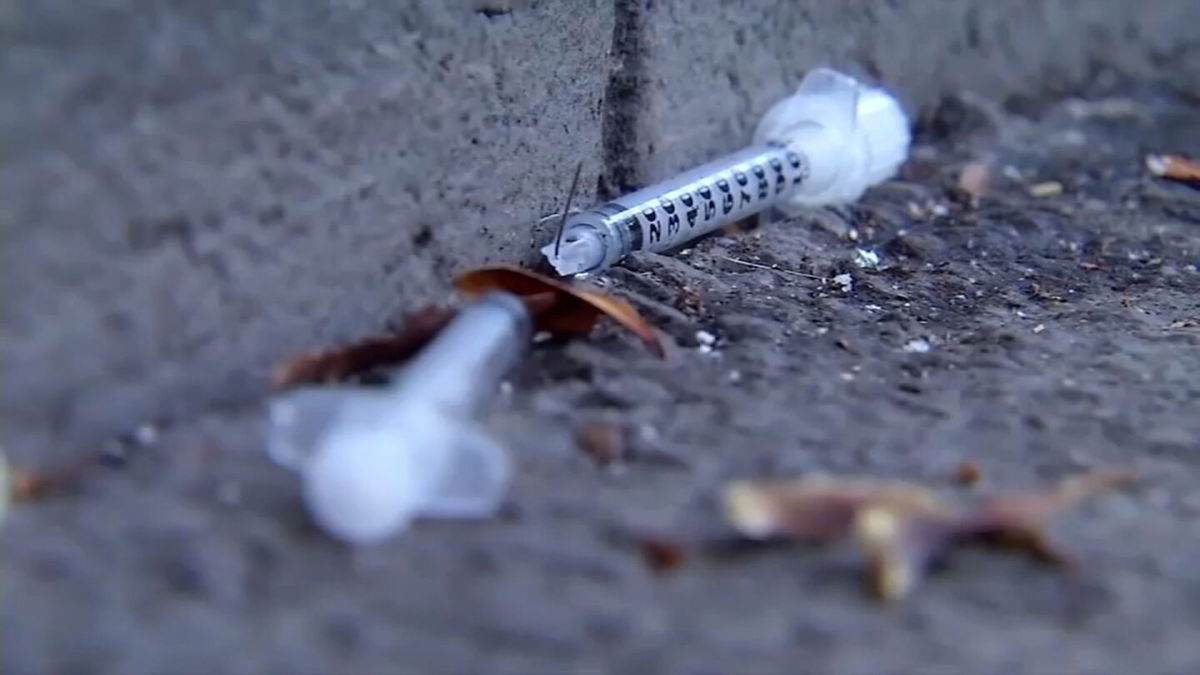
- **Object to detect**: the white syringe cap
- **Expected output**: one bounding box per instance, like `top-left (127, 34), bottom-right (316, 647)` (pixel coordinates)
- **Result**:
top-left (753, 67), bottom-right (910, 211)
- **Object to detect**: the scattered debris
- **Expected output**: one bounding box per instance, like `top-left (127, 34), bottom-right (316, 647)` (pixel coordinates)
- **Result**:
top-left (1032, 323), bottom-right (1046, 334)
top-left (273, 305), bottom-right (459, 389)
top-left (638, 537), bottom-right (687, 573)
top-left (831, 273), bottom-right (854, 293)
top-left (722, 470), bottom-right (1134, 600)
top-left (457, 265), bottom-right (665, 357)
top-left (953, 462), bottom-right (983, 487)
top-left (1145, 154), bottom-right (1200, 184)
top-left (1028, 181), bottom-right (1064, 198)
top-left (676, 285), bottom-right (706, 316)
top-left (695, 330), bottom-right (718, 354)
top-left (576, 420), bottom-right (627, 468)
top-left (132, 423), bottom-right (160, 446)
top-left (7, 463), bottom-right (80, 503)
top-left (957, 161), bottom-right (992, 201)
top-left (853, 248), bottom-right (881, 269)
top-left (902, 337), bottom-right (932, 354)
top-left (1029, 281), bottom-right (1067, 303)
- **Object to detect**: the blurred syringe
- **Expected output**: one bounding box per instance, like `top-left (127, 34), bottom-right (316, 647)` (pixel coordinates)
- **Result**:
top-left (543, 68), bottom-right (910, 276)
top-left (268, 292), bottom-right (528, 544)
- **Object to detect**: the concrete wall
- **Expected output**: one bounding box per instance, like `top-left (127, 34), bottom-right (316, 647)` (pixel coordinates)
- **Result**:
top-left (2, 0), bottom-right (1197, 463)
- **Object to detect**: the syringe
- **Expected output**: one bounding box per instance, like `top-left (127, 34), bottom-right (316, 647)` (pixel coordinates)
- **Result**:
top-left (267, 292), bottom-right (528, 544)
top-left (542, 68), bottom-right (911, 276)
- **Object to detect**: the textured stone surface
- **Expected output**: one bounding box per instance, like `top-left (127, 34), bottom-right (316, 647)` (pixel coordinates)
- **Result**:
top-left (1, 0), bottom-right (613, 464)
top-left (625, 0), bottom-right (1199, 185)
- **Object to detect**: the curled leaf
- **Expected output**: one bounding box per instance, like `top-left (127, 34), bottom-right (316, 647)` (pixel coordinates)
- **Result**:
top-left (1146, 153), bottom-right (1200, 184)
top-left (723, 476), bottom-right (945, 542)
top-left (972, 470), bottom-right (1136, 529)
top-left (455, 265), bottom-right (665, 357)
top-left (272, 305), bottom-right (459, 389)
top-left (722, 471), bottom-right (1134, 601)
top-left (7, 461), bottom-right (83, 504)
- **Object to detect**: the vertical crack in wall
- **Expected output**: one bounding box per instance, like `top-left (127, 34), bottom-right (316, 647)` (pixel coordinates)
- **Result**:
top-left (597, 0), bottom-right (645, 200)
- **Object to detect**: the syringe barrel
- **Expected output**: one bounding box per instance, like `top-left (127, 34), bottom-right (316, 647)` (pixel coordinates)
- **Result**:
top-left (563, 143), bottom-right (807, 267)
top-left (391, 292), bottom-right (531, 417)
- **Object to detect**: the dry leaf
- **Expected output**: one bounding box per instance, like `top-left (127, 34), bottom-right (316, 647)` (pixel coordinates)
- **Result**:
top-left (272, 305), bottom-right (459, 389)
top-left (722, 471), bottom-right (1134, 601)
top-left (722, 477), bottom-right (945, 542)
top-left (957, 162), bottom-right (992, 201)
top-left (455, 265), bottom-right (665, 357)
top-left (638, 537), bottom-right (686, 573)
top-left (953, 461), bottom-right (983, 487)
top-left (973, 470), bottom-right (1134, 525)
top-left (675, 285), bottom-right (706, 316)
top-left (7, 462), bottom-right (84, 503)
top-left (576, 420), bottom-right (627, 467)
top-left (1146, 154), bottom-right (1200, 184)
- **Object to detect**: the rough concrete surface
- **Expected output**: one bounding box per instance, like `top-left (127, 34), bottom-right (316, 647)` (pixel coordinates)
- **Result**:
top-left (3, 1), bottom-right (1200, 673)
top-left (1, 0), bottom-right (613, 464)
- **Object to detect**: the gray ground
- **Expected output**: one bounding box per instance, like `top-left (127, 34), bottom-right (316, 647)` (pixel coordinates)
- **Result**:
top-left (5, 78), bottom-right (1200, 673)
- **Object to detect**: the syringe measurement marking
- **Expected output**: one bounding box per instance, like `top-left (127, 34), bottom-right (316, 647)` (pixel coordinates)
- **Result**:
top-left (586, 145), bottom-right (809, 253)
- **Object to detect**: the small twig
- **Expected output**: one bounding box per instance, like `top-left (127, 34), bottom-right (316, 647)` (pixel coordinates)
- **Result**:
top-left (722, 256), bottom-right (826, 281)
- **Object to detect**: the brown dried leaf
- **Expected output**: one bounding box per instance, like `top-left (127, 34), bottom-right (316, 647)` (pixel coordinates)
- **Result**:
top-left (722, 477), bottom-right (947, 542)
top-left (576, 420), bottom-right (627, 467)
top-left (8, 463), bottom-right (83, 502)
top-left (455, 265), bottom-right (665, 357)
top-left (272, 305), bottom-right (458, 389)
top-left (856, 470), bottom-right (1134, 601)
top-left (638, 537), bottom-right (687, 573)
top-left (675, 285), bottom-right (706, 317)
top-left (1146, 154), bottom-right (1200, 183)
top-left (974, 469), bottom-right (1135, 525)
top-left (957, 162), bottom-right (992, 201)
top-left (723, 471), bottom-right (1134, 601)
top-left (953, 461), bottom-right (983, 487)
